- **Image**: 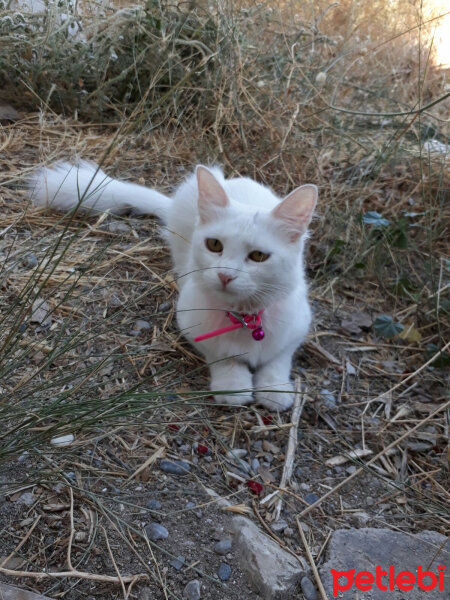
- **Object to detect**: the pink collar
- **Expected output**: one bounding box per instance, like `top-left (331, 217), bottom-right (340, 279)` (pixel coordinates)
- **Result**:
top-left (194, 310), bottom-right (265, 343)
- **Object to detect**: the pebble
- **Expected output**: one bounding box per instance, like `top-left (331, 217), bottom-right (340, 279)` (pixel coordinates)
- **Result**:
top-left (106, 220), bottom-right (130, 234)
top-left (145, 522), bottom-right (169, 541)
top-left (251, 458), bottom-right (260, 473)
top-left (271, 519), bottom-right (288, 533)
top-left (320, 388), bottom-right (337, 409)
top-left (50, 434), bottom-right (74, 447)
top-left (295, 467), bottom-right (303, 477)
top-left (146, 499), bottom-right (161, 510)
top-left (304, 492), bottom-right (319, 505)
top-left (18, 451), bottom-right (28, 463)
top-left (24, 253), bottom-right (38, 268)
top-left (159, 459), bottom-right (191, 475)
top-left (226, 449), bottom-right (247, 460)
top-left (366, 496), bottom-right (375, 507)
top-left (301, 575), bottom-right (318, 600)
top-left (346, 465), bottom-right (357, 475)
top-left (183, 579), bottom-right (201, 600)
top-left (17, 492), bottom-right (34, 506)
top-left (214, 538), bottom-right (232, 555)
top-left (218, 562), bottom-right (232, 581)
top-left (130, 320), bottom-right (151, 336)
top-left (169, 555), bottom-right (185, 570)
top-left (158, 301), bottom-right (171, 312)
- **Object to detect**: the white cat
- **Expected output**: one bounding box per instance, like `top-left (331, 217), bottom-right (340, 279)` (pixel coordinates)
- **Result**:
top-left (30, 161), bottom-right (317, 411)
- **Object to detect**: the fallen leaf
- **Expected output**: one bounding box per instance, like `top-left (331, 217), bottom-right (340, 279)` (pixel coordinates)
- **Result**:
top-left (399, 323), bottom-right (422, 343)
top-left (340, 311), bottom-right (373, 335)
top-left (31, 298), bottom-right (52, 326)
top-left (223, 504), bottom-right (251, 515)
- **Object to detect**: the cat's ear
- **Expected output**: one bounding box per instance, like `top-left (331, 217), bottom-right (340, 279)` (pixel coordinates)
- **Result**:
top-left (196, 166), bottom-right (229, 223)
top-left (271, 184), bottom-right (318, 242)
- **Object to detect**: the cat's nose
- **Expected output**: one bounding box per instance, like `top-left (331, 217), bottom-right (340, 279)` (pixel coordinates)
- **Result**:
top-left (218, 272), bottom-right (236, 287)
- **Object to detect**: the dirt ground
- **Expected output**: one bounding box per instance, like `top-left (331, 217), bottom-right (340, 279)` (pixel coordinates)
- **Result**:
top-left (0, 115), bottom-right (448, 600)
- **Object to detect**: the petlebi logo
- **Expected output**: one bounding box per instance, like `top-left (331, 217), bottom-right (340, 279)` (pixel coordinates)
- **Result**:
top-left (330, 563), bottom-right (446, 597)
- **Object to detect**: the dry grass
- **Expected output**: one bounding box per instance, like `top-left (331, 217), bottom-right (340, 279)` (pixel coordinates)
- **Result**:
top-left (0, 0), bottom-right (449, 598)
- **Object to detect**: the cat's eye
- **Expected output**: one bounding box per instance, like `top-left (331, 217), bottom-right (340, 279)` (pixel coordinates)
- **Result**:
top-left (248, 250), bottom-right (270, 262)
top-left (205, 238), bottom-right (223, 253)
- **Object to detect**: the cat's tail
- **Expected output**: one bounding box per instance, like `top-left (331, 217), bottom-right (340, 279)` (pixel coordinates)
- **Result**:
top-left (29, 161), bottom-right (171, 223)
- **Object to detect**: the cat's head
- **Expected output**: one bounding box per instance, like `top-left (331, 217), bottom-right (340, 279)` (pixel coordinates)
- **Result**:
top-left (191, 166), bottom-right (317, 311)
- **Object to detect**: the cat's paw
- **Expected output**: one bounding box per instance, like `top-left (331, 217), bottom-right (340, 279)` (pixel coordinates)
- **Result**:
top-left (210, 361), bottom-right (253, 408)
top-left (254, 389), bottom-right (294, 412)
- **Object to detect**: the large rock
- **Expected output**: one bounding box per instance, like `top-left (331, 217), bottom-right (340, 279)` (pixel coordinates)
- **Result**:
top-left (231, 516), bottom-right (306, 599)
top-left (0, 584), bottom-right (53, 600)
top-left (319, 528), bottom-right (449, 599)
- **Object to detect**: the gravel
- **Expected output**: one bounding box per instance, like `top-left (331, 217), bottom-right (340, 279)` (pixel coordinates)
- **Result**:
top-left (159, 459), bottom-right (191, 475)
top-left (214, 538), bottom-right (232, 555)
top-left (144, 522), bottom-right (169, 541)
top-left (218, 563), bottom-right (232, 581)
top-left (183, 579), bottom-right (201, 600)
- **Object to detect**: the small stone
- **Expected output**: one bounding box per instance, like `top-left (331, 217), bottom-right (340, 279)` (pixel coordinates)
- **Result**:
top-left (0, 583), bottom-right (54, 599)
top-left (158, 301), bottom-right (171, 312)
top-left (315, 71), bottom-right (327, 86)
top-left (346, 465), bottom-right (357, 475)
top-left (226, 448), bottom-right (247, 460)
top-left (253, 440), bottom-right (263, 452)
top-left (169, 555), bottom-right (185, 570)
top-left (146, 499), bottom-right (161, 510)
top-left (366, 496), bottom-right (375, 507)
top-left (130, 320), bottom-right (151, 336)
top-left (17, 492), bottom-right (35, 506)
top-left (185, 501), bottom-right (196, 509)
top-left (183, 579), bottom-right (201, 600)
top-left (271, 519), bottom-right (288, 533)
top-left (106, 220), bottom-right (130, 234)
top-left (145, 522), bottom-right (169, 541)
top-left (352, 511), bottom-right (371, 526)
top-left (232, 516), bottom-right (304, 597)
top-left (18, 451), bottom-right (29, 463)
top-left (159, 459), bottom-right (190, 475)
top-left (320, 389), bottom-right (337, 409)
top-left (214, 538), bottom-right (232, 555)
top-left (24, 253), bottom-right (38, 268)
top-left (284, 527), bottom-right (294, 537)
top-left (50, 434), bottom-right (74, 447)
top-left (304, 493), bottom-right (319, 505)
top-left (295, 467), bottom-right (303, 477)
top-left (251, 458), bottom-right (260, 473)
top-left (301, 576), bottom-right (318, 600)
top-left (218, 562), bottom-right (232, 581)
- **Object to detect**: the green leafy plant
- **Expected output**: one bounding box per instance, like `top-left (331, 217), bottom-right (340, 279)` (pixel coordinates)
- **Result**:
top-left (373, 315), bottom-right (404, 338)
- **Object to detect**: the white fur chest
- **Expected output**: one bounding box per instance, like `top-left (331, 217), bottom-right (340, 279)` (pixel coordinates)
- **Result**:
top-left (177, 278), bottom-right (311, 369)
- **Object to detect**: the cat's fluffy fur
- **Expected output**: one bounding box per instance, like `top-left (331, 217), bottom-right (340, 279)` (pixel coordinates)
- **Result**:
top-left (30, 161), bottom-right (317, 411)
